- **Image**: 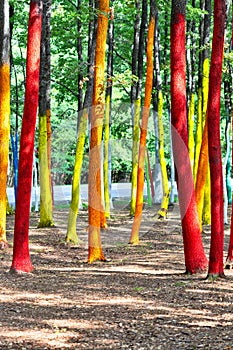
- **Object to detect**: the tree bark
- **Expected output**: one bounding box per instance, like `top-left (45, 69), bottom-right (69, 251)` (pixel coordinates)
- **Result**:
top-left (10, 0), bottom-right (43, 273)
top-left (104, 3), bottom-right (114, 219)
top-left (66, 0), bottom-right (97, 245)
top-left (38, 0), bottom-right (54, 228)
top-left (130, 0), bottom-right (147, 216)
top-left (170, 0), bottom-right (208, 274)
top-left (88, 0), bottom-right (109, 262)
top-left (129, 0), bottom-right (156, 245)
top-left (0, 0), bottom-right (10, 248)
top-left (207, 0), bottom-right (226, 278)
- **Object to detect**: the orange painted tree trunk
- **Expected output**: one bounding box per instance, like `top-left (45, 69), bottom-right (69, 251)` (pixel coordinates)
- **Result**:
top-left (0, 0), bottom-right (10, 248)
top-left (88, 0), bottom-right (109, 263)
top-left (129, 0), bottom-right (156, 245)
top-left (170, 0), bottom-right (208, 274)
top-left (10, 0), bottom-right (42, 273)
top-left (207, 0), bottom-right (225, 278)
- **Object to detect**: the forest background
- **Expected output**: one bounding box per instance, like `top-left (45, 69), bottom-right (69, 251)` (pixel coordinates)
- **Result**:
top-left (8, 0), bottom-right (233, 204)
top-left (9, 0), bottom-right (185, 187)
top-left (1, 0), bottom-right (233, 273)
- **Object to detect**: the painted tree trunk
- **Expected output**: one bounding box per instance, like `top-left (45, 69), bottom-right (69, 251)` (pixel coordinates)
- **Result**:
top-left (202, 0), bottom-right (211, 225)
top-left (104, 8), bottom-right (114, 219)
top-left (152, 110), bottom-right (163, 203)
top-left (130, 1), bottom-right (140, 202)
top-left (88, 0), bottom-right (109, 263)
top-left (38, 116), bottom-right (54, 227)
top-left (193, 88), bottom-right (203, 182)
top-left (195, 119), bottom-right (208, 231)
top-left (104, 94), bottom-right (111, 218)
top-left (38, 0), bottom-right (54, 228)
top-left (131, 98), bottom-right (140, 216)
top-left (186, 11), bottom-right (196, 173)
top-left (157, 90), bottom-right (170, 218)
top-left (193, 0), bottom-right (205, 183)
top-left (146, 148), bottom-right (155, 204)
top-left (130, 0), bottom-right (147, 216)
top-left (129, 0), bottom-right (155, 244)
top-left (10, 132), bottom-right (18, 204)
top-left (66, 0), bottom-right (97, 245)
top-left (66, 108), bottom-right (88, 244)
top-left (145, 150), bottom-right (152, 207)
top-left (194, 0), bottom-right (211, 225)
top-left (187, 93), bottom-right (195, 172)
top-left (10, 0), bottom-right (42, 273)
top-left (207, 0), bottom-right (225, 278)
top-left (0, 0), bottom-right (10, 248)
top-left (170, 0), bottom-right (208, 274)
top-left (153, 16), bottom-right (169, 216)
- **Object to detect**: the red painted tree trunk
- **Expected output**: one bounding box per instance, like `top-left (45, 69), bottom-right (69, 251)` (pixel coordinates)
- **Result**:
top-left (207, 0), bottom-right (225, 278)
top-left (170, 0), bottom-right (208, 274)
top-left (10, 0), bottom-right (42, 273)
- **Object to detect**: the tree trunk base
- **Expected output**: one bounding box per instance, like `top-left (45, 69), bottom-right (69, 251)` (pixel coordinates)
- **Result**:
top-left (88, 247), bottom-right (106, 264)
top-left (206, 273), bottom-right (226, 281)
top-left (9, 267), bottom-right (33, 275)
top-left (38, 220), bottom-right (55, 228)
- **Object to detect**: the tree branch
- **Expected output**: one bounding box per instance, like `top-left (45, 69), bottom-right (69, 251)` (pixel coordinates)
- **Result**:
top-left (51, 78), bottom-right (79, 98)
top-left (113, 49), bottom-right (131, 66)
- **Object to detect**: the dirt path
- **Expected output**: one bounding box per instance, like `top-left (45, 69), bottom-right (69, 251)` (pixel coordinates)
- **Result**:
top-left (0, 204), bottom-right (233, 349)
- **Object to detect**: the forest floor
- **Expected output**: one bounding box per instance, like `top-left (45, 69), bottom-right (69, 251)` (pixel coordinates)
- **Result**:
top-left (0, 200), bottom-right (233, 350)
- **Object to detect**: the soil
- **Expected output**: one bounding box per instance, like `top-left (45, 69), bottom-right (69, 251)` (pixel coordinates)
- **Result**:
top-left (0, 202), bottom-right (233, 350)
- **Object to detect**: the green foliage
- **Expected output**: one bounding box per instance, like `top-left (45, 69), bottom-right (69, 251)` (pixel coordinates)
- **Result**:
top-left (7, 0), bottom-right (233, 186)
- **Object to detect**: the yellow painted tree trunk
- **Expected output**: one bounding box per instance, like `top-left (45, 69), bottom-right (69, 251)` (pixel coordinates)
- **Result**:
top-left (193, 87), bottom-right (203, 183)
top-left (66, 109), bottom-right (88, 244)
top-left (46, 109), bottom-right (52, 201)
top-left (88, 0), bottom-right (109, 263)
top-left (6, 196), bottom-right (14, 215)
top-left (202, 58), bottom-right (211, 225)
top-left (130, 98), bottom-right (140, 216)
top-left (0, 0), bottom-right (10, 247)
top-left (157, 90), bottom-right (170, 218)
top-left (38, 115), bottom-right (54, 227)
top-left (104, 94), bottom-right (111, 218)
top-left (129, 3), bottom-right (155, 244)
top-left (188, 92), bottom-right (195, 172)
top-left (195, 58), bottom-right (211, 227)
top-left (38, 0), bottom-right (54, 228)
top-left (195, 119), bottom-right (208, 231)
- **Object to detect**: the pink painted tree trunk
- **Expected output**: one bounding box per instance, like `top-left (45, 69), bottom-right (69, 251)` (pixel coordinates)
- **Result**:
top-left (170, 0), bottom-right (208, 274)
top-left (10, 0), bottom-right (43, 273)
